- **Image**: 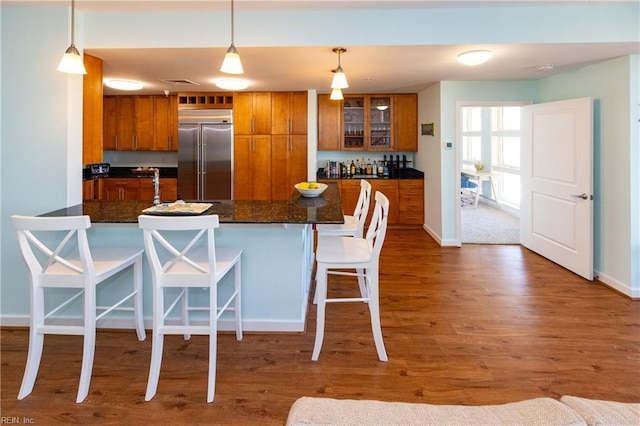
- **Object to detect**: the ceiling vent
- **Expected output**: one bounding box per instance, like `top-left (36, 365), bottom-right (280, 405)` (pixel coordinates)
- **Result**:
top-left (161, 79), bottom-right (200, 86)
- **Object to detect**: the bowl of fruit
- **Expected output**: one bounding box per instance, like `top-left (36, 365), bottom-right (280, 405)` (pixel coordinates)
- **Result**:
top-left (294, 182), bottom-right (328, 198)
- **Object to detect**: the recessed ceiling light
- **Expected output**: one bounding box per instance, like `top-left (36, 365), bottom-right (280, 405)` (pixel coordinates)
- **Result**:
top-left (105, 79), bottom-right (144, 91)
top-left (457, 50), bottom-right (493, 66)
top-left (215, 78), bottom-right (249, 90)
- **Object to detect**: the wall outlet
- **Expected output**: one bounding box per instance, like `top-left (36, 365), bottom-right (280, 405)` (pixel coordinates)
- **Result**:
top-left (443, 141), bottom-right (453, 150)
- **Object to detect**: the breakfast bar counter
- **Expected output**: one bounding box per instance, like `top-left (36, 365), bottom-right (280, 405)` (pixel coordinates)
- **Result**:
top-left (38, 183), bottom-right (344, 333)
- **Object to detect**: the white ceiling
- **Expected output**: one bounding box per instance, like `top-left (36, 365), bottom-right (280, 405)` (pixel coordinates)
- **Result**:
top-left (9, 1), bottom-right (637, 95)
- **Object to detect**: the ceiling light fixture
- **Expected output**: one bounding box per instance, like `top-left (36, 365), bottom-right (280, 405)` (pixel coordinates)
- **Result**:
top-left (57, 0), bottom-right (87, 75)
top-left (330, 47), bottom-right (349, 89)
top-left (330, 87), bottom-right (344, 101)
top-left (216, 78), bottom-right (249, 90)
top-left (105, 79), bottom-right (144, 91)
top-left (457, 49), bottom-right (493, 66)
top-left (220, 0), bottom-right (244, 74)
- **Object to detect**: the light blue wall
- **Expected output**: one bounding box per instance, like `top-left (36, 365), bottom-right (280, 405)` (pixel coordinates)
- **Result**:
top-left (2, 3), bottom-right (639, 320)
top-left (1, 7), bottom-right (84, 316)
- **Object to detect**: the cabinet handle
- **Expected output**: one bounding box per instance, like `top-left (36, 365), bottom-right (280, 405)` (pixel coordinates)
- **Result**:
top-left (251, 118), bottom-right (255, 134)
top-left (115, 135), bottom-right (118, 150)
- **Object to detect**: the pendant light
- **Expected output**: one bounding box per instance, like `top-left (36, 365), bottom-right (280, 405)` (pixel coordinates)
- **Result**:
top-left (330, 88), bottom-right (344, 101)
top-left (57, 0), bottom-right (87, 75)
top-left (330, 47), bottom-right (348, 89)
top-left (220, 0), bottom-right (244, 74)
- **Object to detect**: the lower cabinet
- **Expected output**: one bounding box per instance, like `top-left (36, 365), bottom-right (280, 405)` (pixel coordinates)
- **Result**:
top-left (83, 179), bottom-right (99, 201)
top-left (102, 178), bottom-right (177, 202)
top-left (398, 180), bottom-right (424, 224)
top-left (370, 180), bottom-right (399, 225)
top-left (140, 179), bottom-right (178, 202)
top-left (103, 178), bottom-right (140, 200)
top-left (319, 178), bottom-right (423, 226)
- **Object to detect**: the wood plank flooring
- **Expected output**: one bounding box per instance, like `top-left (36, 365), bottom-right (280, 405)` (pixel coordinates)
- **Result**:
top-left (1, 228), bottom-right (639, 425)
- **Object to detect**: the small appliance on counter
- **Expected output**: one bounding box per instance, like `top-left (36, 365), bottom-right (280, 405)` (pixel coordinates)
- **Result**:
top-left (86, 163), bottom-right (110, 178)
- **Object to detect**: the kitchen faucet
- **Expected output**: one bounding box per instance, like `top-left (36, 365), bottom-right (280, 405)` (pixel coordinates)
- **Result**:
top-left (153, 168), bottom-right (160, 205)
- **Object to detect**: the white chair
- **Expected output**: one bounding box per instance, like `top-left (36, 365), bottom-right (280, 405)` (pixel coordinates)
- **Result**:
top-left (316, 179), bottom-right (372, 238)
top-left (138, 214), bottom-right (242, 403)
top-left (11, 215), bottom-right (146, 403)
top-left (312, 191), bottom-right (390, 362)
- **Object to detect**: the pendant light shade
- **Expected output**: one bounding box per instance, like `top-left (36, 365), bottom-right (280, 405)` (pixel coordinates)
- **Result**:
top-left (57, 0), bottom-right (87, 75)
top-left (330, 87), bottom-right (344, 101)
top-left (330, 47), bottom-right (348, 89)
top-left (220, 0), bottom-right (244, 74)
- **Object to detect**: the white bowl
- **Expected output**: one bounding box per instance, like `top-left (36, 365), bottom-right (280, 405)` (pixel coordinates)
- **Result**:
top-left (294, 182), bottom-right (328, 198)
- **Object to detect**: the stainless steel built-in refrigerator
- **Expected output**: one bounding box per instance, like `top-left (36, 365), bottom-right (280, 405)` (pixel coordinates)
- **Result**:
top-left (178, 109), bottom-right (233, 200)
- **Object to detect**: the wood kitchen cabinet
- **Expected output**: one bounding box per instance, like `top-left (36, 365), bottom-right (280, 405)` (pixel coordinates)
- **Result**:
top-left (318, 94), bottom-right (342, 151)
top-left (234, 135), bottom-right (272, 200)
top-left (82, 53), bottom-right (103, 165)
top-left (234, 92), bottom-right (271, 135)
top-left (271, 92), bottom-right (307, 135)
top-left (271, 135), bottom-right (307, 200)
top-left (103, 96), bottom-right (135, 150)
top-left (394, 94), bottom-right (418, 152)
top-left (103, 95), bottom-right (178, 151)
top-left (270, 92), bottom-right (308, 200)
top-left (139, 178), bottom-right (178, 202)
top-left (339, 179), bottom-right (362, 217)
top-left (154, 96), bottom-right (178, 151)
top-left (83, 179), bottom-right (98, 201)
top-left (398, 179), bottom-right (424, 224)
top-left (103, 178), bottom-right (140, 200)
top-left (369, 180), bottom-right (399, 225)
top-left (317, 93), bottom-right (417, 152)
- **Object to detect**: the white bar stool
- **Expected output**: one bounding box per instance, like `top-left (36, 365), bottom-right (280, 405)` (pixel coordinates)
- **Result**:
top-left (11, 214), bottom-right (146, 403)
top-left (138, 214), bottom-right (242, 403)
top-left (316, 179), bottom-right (371, 238)
top-left (312, 191), bottom-right (390, 362)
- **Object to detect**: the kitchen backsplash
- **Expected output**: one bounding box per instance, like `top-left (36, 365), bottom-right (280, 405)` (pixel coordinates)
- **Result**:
top-left (317, 151), bottom-right (414, 172)
top-left (103, 151), bottom-right (178, 168)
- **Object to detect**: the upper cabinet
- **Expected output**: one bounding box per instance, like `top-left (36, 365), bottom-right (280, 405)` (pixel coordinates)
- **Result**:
top-left (82, 54), bottom-right (104, 165)
top-left (234, 92), bottom-right (272, 135)
top-left (317, 93), bottom-right (417, 152)
top-left (103, 95), bottom-right (178, 151)
top-left (271, 91), bottom-right (307, 135)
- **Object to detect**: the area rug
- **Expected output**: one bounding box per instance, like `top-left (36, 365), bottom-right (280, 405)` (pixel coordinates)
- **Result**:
top-left (461, 202), bottom-right (520, 244)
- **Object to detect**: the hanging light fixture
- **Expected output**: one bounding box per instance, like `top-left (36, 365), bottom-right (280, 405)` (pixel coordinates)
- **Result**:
top-left (330, 88), bottom-right (344, 101)
top-left (220, 0), bottom-right (244, 74)
top-left (57, 0), bottom-right (87, 74)
top-left (330, 47), bottom-right (348, 89)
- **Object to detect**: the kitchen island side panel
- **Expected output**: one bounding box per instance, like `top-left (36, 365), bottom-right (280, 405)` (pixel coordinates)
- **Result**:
top-left (82, 223), bottom-right (312, 332)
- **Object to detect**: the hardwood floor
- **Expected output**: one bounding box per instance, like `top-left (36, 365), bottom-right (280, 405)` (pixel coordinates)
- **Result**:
top-left (1, 228), bottom-right (638, 425)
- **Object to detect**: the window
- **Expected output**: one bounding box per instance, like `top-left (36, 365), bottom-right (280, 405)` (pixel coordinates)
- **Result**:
top-left (460, 105), bottom-right (522, 212)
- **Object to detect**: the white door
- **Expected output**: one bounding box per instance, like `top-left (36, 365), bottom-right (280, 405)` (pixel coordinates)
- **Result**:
top-left (521, 97), bottom-right (593, 280)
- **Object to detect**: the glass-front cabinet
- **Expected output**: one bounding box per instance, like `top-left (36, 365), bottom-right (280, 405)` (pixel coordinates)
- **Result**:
top-left (342, 95), bottom-right (392, 151)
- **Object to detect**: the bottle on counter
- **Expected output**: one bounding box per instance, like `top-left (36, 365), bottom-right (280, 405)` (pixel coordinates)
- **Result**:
top-left (383, 160), bottom-right (389, 177)
top-left (355, 158), bottom-right (360, 174)
top-left (366, 159), bottom-right (372, 175)
top-left (350, 160), bottom-right (356, 176)
top-left (377, 161), bottom-right (383, 176)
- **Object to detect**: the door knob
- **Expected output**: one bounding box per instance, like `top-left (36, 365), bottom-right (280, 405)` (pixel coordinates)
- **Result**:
top-left (571, 193), bottom-right (589, 200)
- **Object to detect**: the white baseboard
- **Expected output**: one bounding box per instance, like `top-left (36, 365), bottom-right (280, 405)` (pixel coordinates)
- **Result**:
top-left (0, 316), bottom-right (306, 333)
top-left (594, 270), bottom-right (638, 299)
top-left (422, 224), bottom-right (459, 247)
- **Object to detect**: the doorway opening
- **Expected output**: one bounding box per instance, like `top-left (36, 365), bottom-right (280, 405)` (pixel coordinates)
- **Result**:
top-left (456, 103), bottom-right (525, 245)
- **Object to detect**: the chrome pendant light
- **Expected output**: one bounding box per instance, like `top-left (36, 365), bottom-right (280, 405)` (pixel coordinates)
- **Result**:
top-left (220, 0), bottom-right (244, 74)
top-left (57, 0), bottom-right (87, 75)
top-left (330, 47), bottom-right (348, 89)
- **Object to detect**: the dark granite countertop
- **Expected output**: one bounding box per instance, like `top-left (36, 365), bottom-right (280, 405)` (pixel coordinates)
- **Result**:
top-left (42, 183), bottom-right (344, 225)
top-left (317, 167), bottom-right (424, 180)
top-left (83, 167), bottom-right (178, 180)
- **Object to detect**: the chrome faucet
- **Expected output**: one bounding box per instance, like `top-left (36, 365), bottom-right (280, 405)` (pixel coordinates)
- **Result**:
top-left (153, 168), bottom-right (161, 205)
